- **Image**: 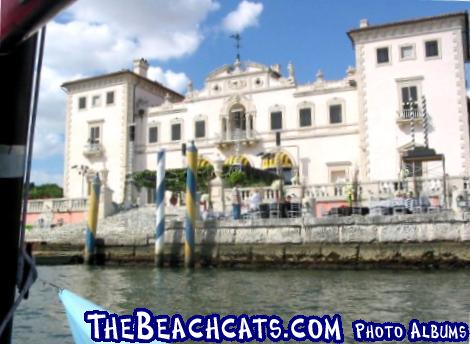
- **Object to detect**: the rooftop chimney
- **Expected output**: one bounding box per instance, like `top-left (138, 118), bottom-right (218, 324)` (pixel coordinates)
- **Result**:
top-left (359, 19), bottom-right (369, 28)
top-left (133, 58), bottom-right (149, 78)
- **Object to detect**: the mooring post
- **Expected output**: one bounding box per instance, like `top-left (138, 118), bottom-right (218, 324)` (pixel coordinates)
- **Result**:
top-left (84, 173), bottom-right (101, 264)
top-left (184, 141), bottom-right (197, 268)
top-left (155, 149), bottom-right (166, 266)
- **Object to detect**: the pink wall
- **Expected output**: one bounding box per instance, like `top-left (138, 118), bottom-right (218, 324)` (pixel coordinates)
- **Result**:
top-left (315, 201), bottom-right (349, 217)
top-left (26, 211), bottom-right (86, 226)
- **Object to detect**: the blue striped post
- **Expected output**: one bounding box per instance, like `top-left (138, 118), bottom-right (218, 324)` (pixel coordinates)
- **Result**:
top-left (184, 141), bottom-right (197, 268)
top-left (84, 173), bottom-right (101, 265)
top-left (155, 149), bottom-right (166, 266)
top-left (421, 95), bottom-right (429, 148)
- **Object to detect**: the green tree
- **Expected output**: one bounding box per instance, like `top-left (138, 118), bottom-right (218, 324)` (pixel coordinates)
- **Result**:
top-left (132, 166), bottom-right (215, 194)
top-left (29, 183), bottom-right (63, 199)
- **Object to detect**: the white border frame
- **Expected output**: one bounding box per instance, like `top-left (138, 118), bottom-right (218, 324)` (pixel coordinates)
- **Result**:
top-left (399, 43), bottom-right (416, 61)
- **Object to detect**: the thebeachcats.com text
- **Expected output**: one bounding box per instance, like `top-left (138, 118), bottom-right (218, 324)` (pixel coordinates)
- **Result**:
top-left (84, 310), bottom-right (469, 343)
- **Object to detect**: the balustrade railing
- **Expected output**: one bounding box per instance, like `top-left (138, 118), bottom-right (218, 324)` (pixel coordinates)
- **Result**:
top-left (27, 198), bottom-right (88, 213)
top-left (83, 143), bottom-right (104, 157)
top-left (398, 108), bottom-right (423, 121)
top-left (216, 129), bottom-right (258, 143)
top-left (223, 177), bottom-right (451, 205)
top-left (28, 200), bottom-right (44, 213)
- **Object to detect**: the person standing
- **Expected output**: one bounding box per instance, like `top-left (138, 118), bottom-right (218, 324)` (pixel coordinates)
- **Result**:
top-left (249, 189), bottom-right (262, 212)
top-left (231, 184), bottom-right (241, 220)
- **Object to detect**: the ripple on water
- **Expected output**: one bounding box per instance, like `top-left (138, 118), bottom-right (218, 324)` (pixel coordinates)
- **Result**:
top-left (12, 266), bottom-right (470, 344)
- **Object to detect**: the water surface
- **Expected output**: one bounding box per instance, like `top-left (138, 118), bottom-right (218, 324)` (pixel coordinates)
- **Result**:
top-left (13, 266), bottom-right (470, 343)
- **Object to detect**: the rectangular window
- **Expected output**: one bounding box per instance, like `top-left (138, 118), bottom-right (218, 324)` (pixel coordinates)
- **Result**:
top-left (401, 86), bottom-right (418, 108)
top-left (425, 40), bottom-right (439, 58)
top-left (106, 91), bottom-right (115, 105)
top-left (148, 126), bottom-right (158, 143)
top-left (171, 123), bottom-right (181, 141)
top-left (129, 125), bottom-right (135, 142)
top-left (400, 45), bottom-right (414, 60)
top-left (270, 111), bottom-right (282, 130)
top-left (330, 170), bottom-right (347, 183)
top-left (195, 120), bottom-right (205, 138)
top-left (329, 104), bottom-right (343, 124)
top-left (404, 161), bottom-right (423, 177)
top-left (91, 95), bottom-right (101, 107)
top-left (299, 108), bottom-right (312, 127)
top-left (89, 126), bottom-right (100, 144)
top-left (376, 47), bottom-right (389, 64)
top-left (78, 97), bottom-right (86, 110)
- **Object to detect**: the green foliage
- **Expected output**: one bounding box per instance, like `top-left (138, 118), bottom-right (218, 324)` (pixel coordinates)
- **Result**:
top-left (131, 170), bottom-right (156, 190)
top-left (29, 183), bottom-right (63, 199)
top-left (225, 170), bottom-right (246, 187)
top-left (132, 165), bottom-right (276, 193)
top-left (132, 166), bottom-right (215, 193)
top-left (224, 169), bottom-right (278, 188)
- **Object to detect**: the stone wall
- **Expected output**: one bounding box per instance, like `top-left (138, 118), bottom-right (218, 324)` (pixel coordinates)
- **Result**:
top-left (26, 207), bottom-right (470, 267)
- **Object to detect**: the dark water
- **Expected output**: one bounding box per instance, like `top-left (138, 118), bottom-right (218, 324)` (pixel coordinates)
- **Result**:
top-left (12, 266), bottom-right (470, 343)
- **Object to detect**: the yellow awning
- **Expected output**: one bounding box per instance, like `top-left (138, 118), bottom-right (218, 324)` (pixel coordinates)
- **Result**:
top-left (262, 152), bottom-right (293, 169)
top-left (224, 155), bottom-right (250, 166)
top-left (198, 158), bottom-right (212, 169)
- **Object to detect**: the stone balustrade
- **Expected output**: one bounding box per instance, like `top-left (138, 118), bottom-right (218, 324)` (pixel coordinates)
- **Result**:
top-left (222, 176), bottom-right (467, 206)
top-left (27, 198), bottom-right (88, 213)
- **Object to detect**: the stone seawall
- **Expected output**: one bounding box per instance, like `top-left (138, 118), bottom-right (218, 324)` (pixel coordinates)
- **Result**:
top-left (26, 207), bottom-right (470, 268)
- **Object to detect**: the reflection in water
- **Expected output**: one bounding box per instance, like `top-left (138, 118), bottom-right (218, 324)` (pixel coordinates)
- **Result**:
top-left (13, 266), bottom-right (470, 343)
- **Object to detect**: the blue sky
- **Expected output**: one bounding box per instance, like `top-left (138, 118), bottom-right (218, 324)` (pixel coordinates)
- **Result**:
top-left (31, 0), bottom-right (470, 186)
top-left (172, 0), bottom-right (470, 87)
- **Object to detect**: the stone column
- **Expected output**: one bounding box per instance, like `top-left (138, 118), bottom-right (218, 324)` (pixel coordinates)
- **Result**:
top-left (221, 116), bottom-right (227, 141)
top-left (226, 115), bottom-right (232, 141)
top-left (98, 169), bottom-right (114, 218)
top-left (245, 113), bottom-right (251, 139)
top-left (209, 156), bottom-right (225, 214)
top-left (125, 139), bottom-right (135, 207)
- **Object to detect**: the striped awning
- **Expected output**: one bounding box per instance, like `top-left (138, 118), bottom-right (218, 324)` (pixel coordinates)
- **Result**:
top-left (198, 158), bottom-right (212, 169)
top-left (224, 155), bottom-right (251, 166)
top-left (262, 152), bottom-right (293, 169)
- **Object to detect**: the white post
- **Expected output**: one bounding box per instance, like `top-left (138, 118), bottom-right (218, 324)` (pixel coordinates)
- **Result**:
top-left (155, 150), bottom-right (165, 266)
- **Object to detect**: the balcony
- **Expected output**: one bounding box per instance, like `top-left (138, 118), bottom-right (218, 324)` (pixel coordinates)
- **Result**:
top-left (396, 107), bottom-right (424, 127)
top-left (215, 129), bottom-right (259, 148)
top-left (83, 142), bottom-right (104, 158)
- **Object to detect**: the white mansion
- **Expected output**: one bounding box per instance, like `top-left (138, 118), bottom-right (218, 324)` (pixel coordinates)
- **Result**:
top-left (62, 12), bottom-right (470, 212)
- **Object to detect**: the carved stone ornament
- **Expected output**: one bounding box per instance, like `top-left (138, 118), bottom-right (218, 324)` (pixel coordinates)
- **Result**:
top-left (228, 79), bottom-right (247, 90)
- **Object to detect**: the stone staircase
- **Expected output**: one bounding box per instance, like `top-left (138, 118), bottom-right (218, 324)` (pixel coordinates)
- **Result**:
top-left (26, 206), bottom-right (182, 246)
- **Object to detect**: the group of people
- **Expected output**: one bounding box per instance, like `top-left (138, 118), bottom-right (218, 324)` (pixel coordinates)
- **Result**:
top-left (230, 185), bottom-right (297, 220)
top-left (231, 185), bottom-right (265, 219)
top-left (391, 191), bottom-right (432, 213)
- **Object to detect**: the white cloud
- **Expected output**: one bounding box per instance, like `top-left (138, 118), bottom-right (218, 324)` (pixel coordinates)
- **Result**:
top-left (65, 0), bottom-right (220, 62)
top-left (148, 66), bottom-right (190, 94)
top-left (33, 131), bottom-right (64, 160)
top-left (30, 170), bottom-right (64, 186)
top-left (33, 0), bottom-right (219, 165)
top-left (222, 1), bottom-right (263, 33)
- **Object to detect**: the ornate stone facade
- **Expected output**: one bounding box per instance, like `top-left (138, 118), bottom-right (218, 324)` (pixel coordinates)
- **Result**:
top-left (62, 12), bottom-right (470, 211)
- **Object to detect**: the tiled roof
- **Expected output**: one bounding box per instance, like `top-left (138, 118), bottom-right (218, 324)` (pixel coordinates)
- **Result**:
top-left (62, 70), bottom-right (184, 99)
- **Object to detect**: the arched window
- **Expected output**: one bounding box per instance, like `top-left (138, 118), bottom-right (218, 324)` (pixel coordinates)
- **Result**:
top-left (230, 104), bottom-right (246, 130)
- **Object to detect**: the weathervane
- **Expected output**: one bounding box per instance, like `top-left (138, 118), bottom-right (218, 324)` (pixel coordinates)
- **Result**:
top-left (230, 33), bottom-right (241, 61)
